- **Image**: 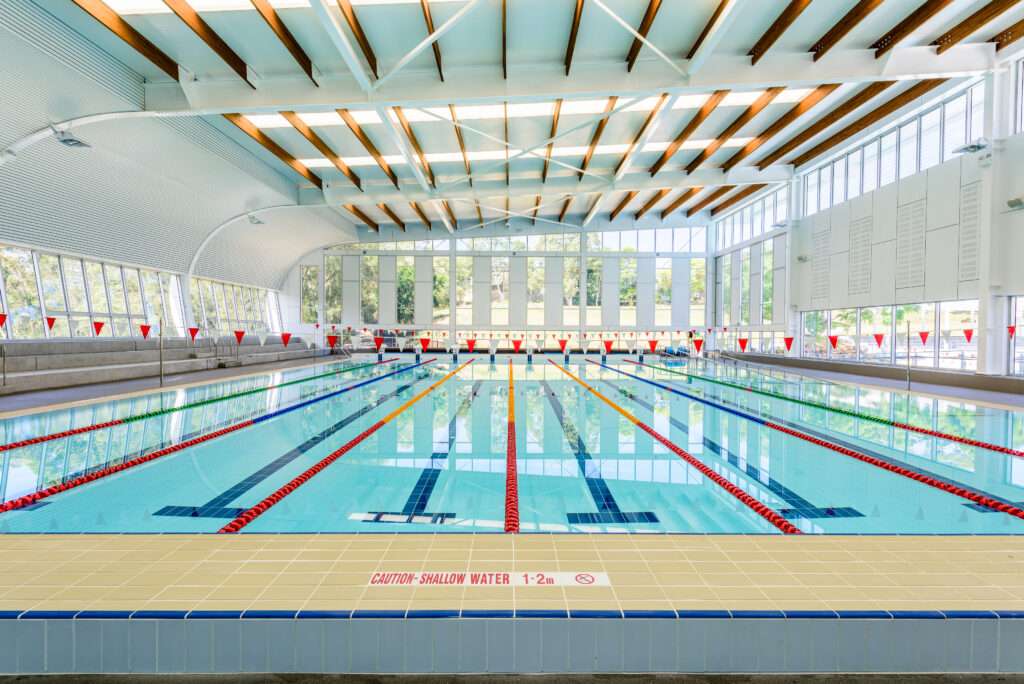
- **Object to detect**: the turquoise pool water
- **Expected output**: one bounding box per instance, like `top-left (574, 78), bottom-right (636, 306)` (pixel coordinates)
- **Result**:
top-left (1, 356), bottom-right (1022, 534)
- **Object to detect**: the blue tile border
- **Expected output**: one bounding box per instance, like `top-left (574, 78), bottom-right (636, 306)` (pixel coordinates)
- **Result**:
top-left (0, 608), bottom-right (1023, 620)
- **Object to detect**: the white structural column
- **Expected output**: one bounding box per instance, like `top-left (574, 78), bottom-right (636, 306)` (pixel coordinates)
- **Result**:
top-left (636, 256), bottom-right (655, 329)
top-left (602, 258), bottom-right (620, 328)
top-left (414, 255), bottom-right (433, 326)
top-left (342, 254), bottom-right (360, 327)
top-left (545, 256), bottom-right (563, 329)
top-left (510, 256), bottom-right (527, 328)
top-left (473, 256), bottom-right (491, 327)
top-left (378, 255), bottom-right (397, 326)
top-left (671, 257), bottom-right (690, 330)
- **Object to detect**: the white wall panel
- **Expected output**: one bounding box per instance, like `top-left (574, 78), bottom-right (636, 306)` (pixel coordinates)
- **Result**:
top-left (873, 183), bottom-right (899, 244)
top-left (602, 258), bottom-right (619, 328)
top-left (545, 257), bottom-right (563, 328)
top-left (671, 257), bottom-right (690, 328)
top-left (926, 158), bottom-right (961, 230)
top-left (898, 171), bottom-right (927, 206)
top-left (924, 225), bottom-right (958, 301)
top-left (636, 256), bottom-right (655, 329)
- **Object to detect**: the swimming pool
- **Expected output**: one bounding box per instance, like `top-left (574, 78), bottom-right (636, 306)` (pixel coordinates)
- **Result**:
top-left (1, 355), bottom-right (1023, 535)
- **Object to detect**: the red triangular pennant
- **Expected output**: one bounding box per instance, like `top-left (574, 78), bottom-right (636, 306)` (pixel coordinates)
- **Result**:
top-left (963, 328), bottom-right (973, 343)
top-left (466, 339), bottom-right (476, 352)
top-left (603, 340), bottom-right (613, 354)
top-left (738, 338), bottom-right (749, 351)
top-left (558, 339), bottom-right (568, 352)
top-left (918, 331), bottom-right (930, 344)
top-left (783, 336), bottom-right (794, 351)
top-left (693, 339), bottom-right (704, 353)
top-left (828, 335), bottom-right (839, 350)
top-left (512, 339), bottom-right (522, 352)
top-left (188, 326), bottom-right (199, 341)
top-left (373, 336), bottom-right (384, 351)
top-left (280, 332), bottom-right (291, 347)
top-left (1010, 325), bottom-right (1017, 338)
top-left (420, 337), bottom-right (430, 352)
top-left (139, 324), bottom-right (151, 339)
top-left (647, 340), bottom-right (658, 353)
top-left (45, 316), bottom-right (56, 331)
top-left (234, 330), bottom-right (245, 345)
top-left (327, 334), bottom-right (339, 348)
top-left (0, 313), bottom-right (6, 328)
top-left (92, 321), bottom-right (105, 336)
top-left (873, 333), bottom-right (884, 347)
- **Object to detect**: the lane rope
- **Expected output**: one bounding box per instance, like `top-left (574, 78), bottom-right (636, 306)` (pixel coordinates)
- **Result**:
top-left (0, 361), bottom-right (429, 515)
top-left (504, 360), bottom-right (519, 533)
top-left (626, 360), bottom-right (1024, 459)
top-left (599, 361), bottom-right (1024, 523)
top-left (0, 358), bottom-right (398, 453)
top-left (547, 360), bottom-right (801, 535)
top-left (218, 360), bottom-right (474, 533)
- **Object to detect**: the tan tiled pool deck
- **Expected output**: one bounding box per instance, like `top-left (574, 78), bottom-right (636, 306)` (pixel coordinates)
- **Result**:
top-left (3, 533), bottom-right (1024, 615)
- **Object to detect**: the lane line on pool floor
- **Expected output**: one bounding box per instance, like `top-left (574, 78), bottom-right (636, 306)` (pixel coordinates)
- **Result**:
top-left (218, 359), bottom-right (474, 533)
top-left (505, 361), bottom-right (519, 533)
top-left (626, 359), bottom-right (1024, 460)
top-left (0, 361), bottom-right (432, 515)
top-left (546, 360), bottom-right (801, 535)
top-left (0, 358), bottom-right (400, 454)
top-left (598, 361), bottom-right (1024, 524)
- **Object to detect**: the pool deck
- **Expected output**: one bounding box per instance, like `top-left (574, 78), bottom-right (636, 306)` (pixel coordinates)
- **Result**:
top-left (3, 533), bottom-right (1023, 615)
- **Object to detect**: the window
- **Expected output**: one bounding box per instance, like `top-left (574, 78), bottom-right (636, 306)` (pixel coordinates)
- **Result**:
top-left (761, 241), bottom-right (773, 325)
top-left (819, 164), bottom-right (832, 211)
top-left (862, 139), bottom-right (879, 193)
top-left (563, 257), bottom-right (580, 326)
top-left (879, 130), bottom-right (898, 186)
top-left (324, 255), bottom-right (343, 324)
top-left (432, 256), bottom-right (450, 324)
top-left (858, 306), bottom-right (893, 364)
top-left (895, 303), bottom-right (937, 368)
top-left (802, 310), bottom-right (827, 358)
top-left (1013, 296), bottom-right (1024, 375)
top-left (586, 257), bottom-right (602, 326)
top-left (491, 256), bottom-right (509, 326)
top-left (920, 108), bottom-right (941, 171)
top-left (619, 257), bottom-right (637, 327)
top-left (944, 93), bottom-right (967, 160)
top-left (969, 81), bottom-right (985, 142)
top-left (655, 258), bottom-right (671, 326)
top-left (720, 256), bottom-right (731, 327)
top-left (0, 247), bottom-right (43, 339)
top-left (739, 248), bottom-right (750, 326)
top-left (832, 156), bottom-right (846, 205)
top-left (300, 265), bottom-right (320, 325)
top-left (527, 257), bottom-right (544, 326)
top-left (689, 258), bottom-right (706, 327)
top-left (455, 256), bottom-right (472, 325)
top-left (360, 256), bottom-right (378, 324)
top-left (829, 308), bottom-right (858, 360)
top-left (397, 255), bottom-right (415, 325)
top-left (937, 299), bottom-right (978, 371)
top-left (898, 119), bottom-right (919, 179)
top-left (806, 169), bottom-right (819, 215)
top-left (846, 149), bottom-right (862, 200)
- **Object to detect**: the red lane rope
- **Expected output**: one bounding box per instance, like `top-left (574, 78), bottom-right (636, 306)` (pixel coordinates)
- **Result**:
top-left (0, 358), bottom-right (398, 454)
top-left (0, 421), bottom-right (253, 513)
top-left (766, 421), bottom-right (1024, 521)
top-left (548, 360), bottom-right (801, 535)
top-left (504, 360), bottom-right (520, 533)
top-left (219, 360), bottom-right (474, 533)
top-left (627, 359), bottom-right (1024, 460)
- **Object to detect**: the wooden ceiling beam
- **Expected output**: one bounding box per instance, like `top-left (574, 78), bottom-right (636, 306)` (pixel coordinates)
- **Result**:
top-left (871, 0), bottom-right (952, 57)
top-left (475, 202), bottom-right (485, 227)
top-left (748, 0), bottom-right (813, 65)
top-left (558, 197), bottom-right (573, 223)
top-left (281, 111), bottom-right (360, 190)
top-left (251, 0), bottom-right (317, 85)
top-left (710, 184), bottom-right (766, 216)
top-left (635, 189), bottom-right (670, 220)
top-left (991, 15), bottom-right (1024, 50)
top-left (532, 195), bottom-right (541, 224)
top-left (609, 192), bottom-right (638, 221)
top-left (418, 0), bottom-right (444, 81)
top-left (378, 203), bottom-right (406, 231)
top-left (223, 113), bottom-right (322, 188)
top-left (163, 0), bottom-right (255, 87)
top-left (344, 204), bottom-right (379, 231)
top-left (685, 87), bottom-right (783, 174)
top-left (626, 0), bottom-right (663, 72)
top-left (660, 186), bottom-right (702, 220)
top-left (933, 0), bottom-right (1021, 54)
top-left (393, 106), bottom-right (435, 189)
top-left (542, 99), bottom-right (563, 183)
top-left (721, 84), bottom-right (838, 171)
top-left (687, 186), bottom-right (735, 216)
top-left (70, 0), bottom-right (180, 81)
top-left (449, 105), bottom-right (474, 188)
top-left (756, 80), bottom-right (895, 169)
top-left (502, 0), bottom-right (508, 79)
top-left (649, 90), bottom-right (729, 176)
top-left (790, 79), bottom-right (948, 167)
top-left (443, 200), bottom-right (458, 228)
top-left (809, 0), bottom-right (883, 61)
top-left (338, 108), bottom-right (399, 189)
top-left (336, 0), bottom-right (378, 78)
top-left (411, 201), bottom-right (432, 228)
top-left (579, 96), bottom-right (617, 180)
top-left (565, 0), bottom-right (585, 76)
top-left (687, 0), bottom-right (728, 59)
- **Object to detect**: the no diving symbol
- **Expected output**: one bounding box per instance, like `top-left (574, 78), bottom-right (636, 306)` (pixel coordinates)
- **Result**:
top-left (574, 573), bottom-right (596, 585)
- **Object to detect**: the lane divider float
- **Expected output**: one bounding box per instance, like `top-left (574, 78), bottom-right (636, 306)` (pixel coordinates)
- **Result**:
top-left (547, 360), bottom-right (801, 535)
top-left (0, 361), bottom-right (429, 515)
top-left (626, 360), bottom-right (1024, 459)
top-left (600, 361), bottom-right (1024, 523)
top-left (0, 358), bottom-right (399, 453)
top-left (219, 359), bottom-right (474, 533)
top-left (504, 360), bottom-right (519, 533)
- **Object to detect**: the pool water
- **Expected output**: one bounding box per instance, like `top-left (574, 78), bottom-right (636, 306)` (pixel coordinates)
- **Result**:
top-left (1, 356), bottom-right (1023, 534)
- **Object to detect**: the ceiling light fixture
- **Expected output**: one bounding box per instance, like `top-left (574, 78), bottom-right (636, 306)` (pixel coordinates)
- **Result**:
top-left (51, 127), bottom-right (91, 149)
